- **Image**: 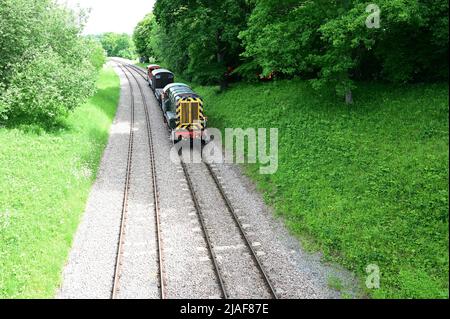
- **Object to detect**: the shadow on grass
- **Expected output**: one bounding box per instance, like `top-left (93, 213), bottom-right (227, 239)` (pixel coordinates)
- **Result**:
top-left (2, 84), bottom-right (119, 136)
top-left (88, 85), bottom-right (119, 121)
top-left (2, 119), bottom-right (70, 135)
top-left (72, 83), bottom-right (120, 180)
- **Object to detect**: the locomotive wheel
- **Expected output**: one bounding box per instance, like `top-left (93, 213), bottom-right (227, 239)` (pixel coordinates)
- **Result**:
top-left (202, 131), bottom-right (212, 145)
top-left (170, 131), bottom-right (182, 144)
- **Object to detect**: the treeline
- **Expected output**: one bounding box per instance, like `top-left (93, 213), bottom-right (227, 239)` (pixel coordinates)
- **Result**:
top-left (134, 0), bottom-right (448, 101)
top-left (0, 0), bottom-right (106, 128)
top-left (93, 33), bottom-right (136, 60)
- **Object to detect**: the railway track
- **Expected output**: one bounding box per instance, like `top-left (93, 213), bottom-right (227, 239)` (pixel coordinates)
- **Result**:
top-left (113, 60), bottom-right (277, 299)
top-left (114, 59), bottom-right (228, 298)
top-left (126, 63), bottom-right (148, 80)
top-left (112, 62), bottom-right (165, 299)
top-left (179, 155), bottom-right (229, 298)
top-left (180, 152), bottom-right (278, 299)
top-left (203, 161), bottom-right (278, 299)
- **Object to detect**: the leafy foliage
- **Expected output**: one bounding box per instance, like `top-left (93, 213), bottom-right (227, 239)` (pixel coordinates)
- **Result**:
top-left (98, 33), bottom-right (136, 59)
top-left (152, 0), bottom-right (252, 85)
top-left (0, 48), bottom-right (96, 126)
top-left (0, 67), bottom-right (120, 298)
top-left (0, 0), bottom-right (106, 127)
top-left (133, 13), bottom-right (156, 62)
top-left (240, 0), bottom-right (449, 96)
top-left (138, 0), bottom-right (448, 99)
top-left (86, 39), bottom-right (107, 70)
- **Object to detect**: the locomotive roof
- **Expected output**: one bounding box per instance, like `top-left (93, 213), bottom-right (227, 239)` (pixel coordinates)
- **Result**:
top-left (170, 87), bottom-right (195, 95)
top-left (163, 83), bottom-right (190, 93)
top-left (152, 68), bottom-right (173, 75)
top-left (148, 64), bottom-right (160, 69)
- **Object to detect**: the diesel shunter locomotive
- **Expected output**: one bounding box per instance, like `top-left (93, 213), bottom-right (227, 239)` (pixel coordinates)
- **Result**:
top-left (146, 66), bottom-right (207, 143)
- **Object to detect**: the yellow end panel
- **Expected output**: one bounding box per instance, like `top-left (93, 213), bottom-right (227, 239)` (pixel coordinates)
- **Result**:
top-left (176, 98), bottom-right (205, 130)
top-left (191, 102), bottom-right (199, 122)
top-left (181, 101), bottom-right (190, 125)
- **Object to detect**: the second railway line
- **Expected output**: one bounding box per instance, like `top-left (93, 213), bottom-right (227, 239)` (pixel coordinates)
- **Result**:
top-left (111, 63), bottom-right (164, 299)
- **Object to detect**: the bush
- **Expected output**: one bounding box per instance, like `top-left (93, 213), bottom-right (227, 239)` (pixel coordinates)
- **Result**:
top-left (0, 0), bottom-right (106, 128)
top-left (99, 33), bottom-right (136, 59)
top-left (0, 48), bottom-right (96, 127)
top-left (86, 40), bottom-right (107, 70)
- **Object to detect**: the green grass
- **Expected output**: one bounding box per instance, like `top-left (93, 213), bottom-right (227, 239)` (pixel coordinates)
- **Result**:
top-left (0, 67), bottom-right (120, 298)
top-left (136, 63), bottom-right (147, 68)
top-left (189, 79), bottom-right (448, 299)
top-left (328, 275), bottom-right (344, 292)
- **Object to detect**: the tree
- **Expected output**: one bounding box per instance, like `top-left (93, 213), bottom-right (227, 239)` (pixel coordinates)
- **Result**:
top-left (99, 33), bottom-right (135, 59)
top-left (240, 0), bottom-right (449, 102)
top-left (152, 0), bottom-right (253, 87)
top-left (141, 0), bottom-right (448, 101)
top-left (133, 13), bottom-right (155, 61)
top-left (0, 0), bottom-right (105, 126)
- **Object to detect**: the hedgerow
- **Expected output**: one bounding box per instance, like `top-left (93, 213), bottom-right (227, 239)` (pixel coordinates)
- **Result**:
top-left (0, 48), bottom-right (96, 126)
top-left (0, 0), bottom-right (106, 128)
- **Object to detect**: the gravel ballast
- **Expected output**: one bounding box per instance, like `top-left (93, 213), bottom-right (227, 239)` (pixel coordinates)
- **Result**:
top-left (137, 64), bottom-right (222, 299)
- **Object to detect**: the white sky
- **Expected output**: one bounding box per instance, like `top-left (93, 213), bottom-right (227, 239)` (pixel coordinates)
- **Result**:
top-left (58, 0), bottom-right (156, 35)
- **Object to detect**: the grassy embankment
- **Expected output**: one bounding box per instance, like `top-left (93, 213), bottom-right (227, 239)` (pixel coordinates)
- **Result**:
top-left (0, 67), bottom-right (120, 298)
top-left (138, 62), bottom-right (449, 298)
top-left (199, 80), bottom-right (448, 299)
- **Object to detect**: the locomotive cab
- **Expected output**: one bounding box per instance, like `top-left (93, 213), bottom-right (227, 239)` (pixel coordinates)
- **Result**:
top-left (163, 83), bottom-right (190, 94)
top-left (162, 84), bottom-right (193, 110)
top-left (147, 64), bottom-right (161, 84)
top-left (163, 86), bottom-right (195, 112)
top-left (150, 69), bottom-right (174, 94)
top-left (160, 83), bottom-right (208, 143)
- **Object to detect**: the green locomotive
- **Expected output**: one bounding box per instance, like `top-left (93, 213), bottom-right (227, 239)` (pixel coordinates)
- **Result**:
top-left (159, 83), bottom-right (207, 142)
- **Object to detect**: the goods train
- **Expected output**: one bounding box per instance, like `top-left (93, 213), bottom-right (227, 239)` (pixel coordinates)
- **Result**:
top-left (147, 65), bottom-right (208, 143)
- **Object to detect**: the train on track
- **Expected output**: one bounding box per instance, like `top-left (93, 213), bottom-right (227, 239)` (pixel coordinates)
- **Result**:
top-left (146, 64), bottom-right (208, 143)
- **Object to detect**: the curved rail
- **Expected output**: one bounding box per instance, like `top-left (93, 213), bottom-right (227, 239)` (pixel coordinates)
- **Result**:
top-left (112, 62), bottom-right (166, 299)
top-left (111, 63), bottom-right (135, 299)
top-left (128, 64), bottom-right (148, 81)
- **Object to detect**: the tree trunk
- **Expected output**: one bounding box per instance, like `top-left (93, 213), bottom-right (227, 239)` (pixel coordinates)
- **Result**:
top-left (216, 31), bottom-right (228, 92)
top-left (345, 90), bottom-right (354, 104)
top-left (217, 51), bottom-right (228, 92)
